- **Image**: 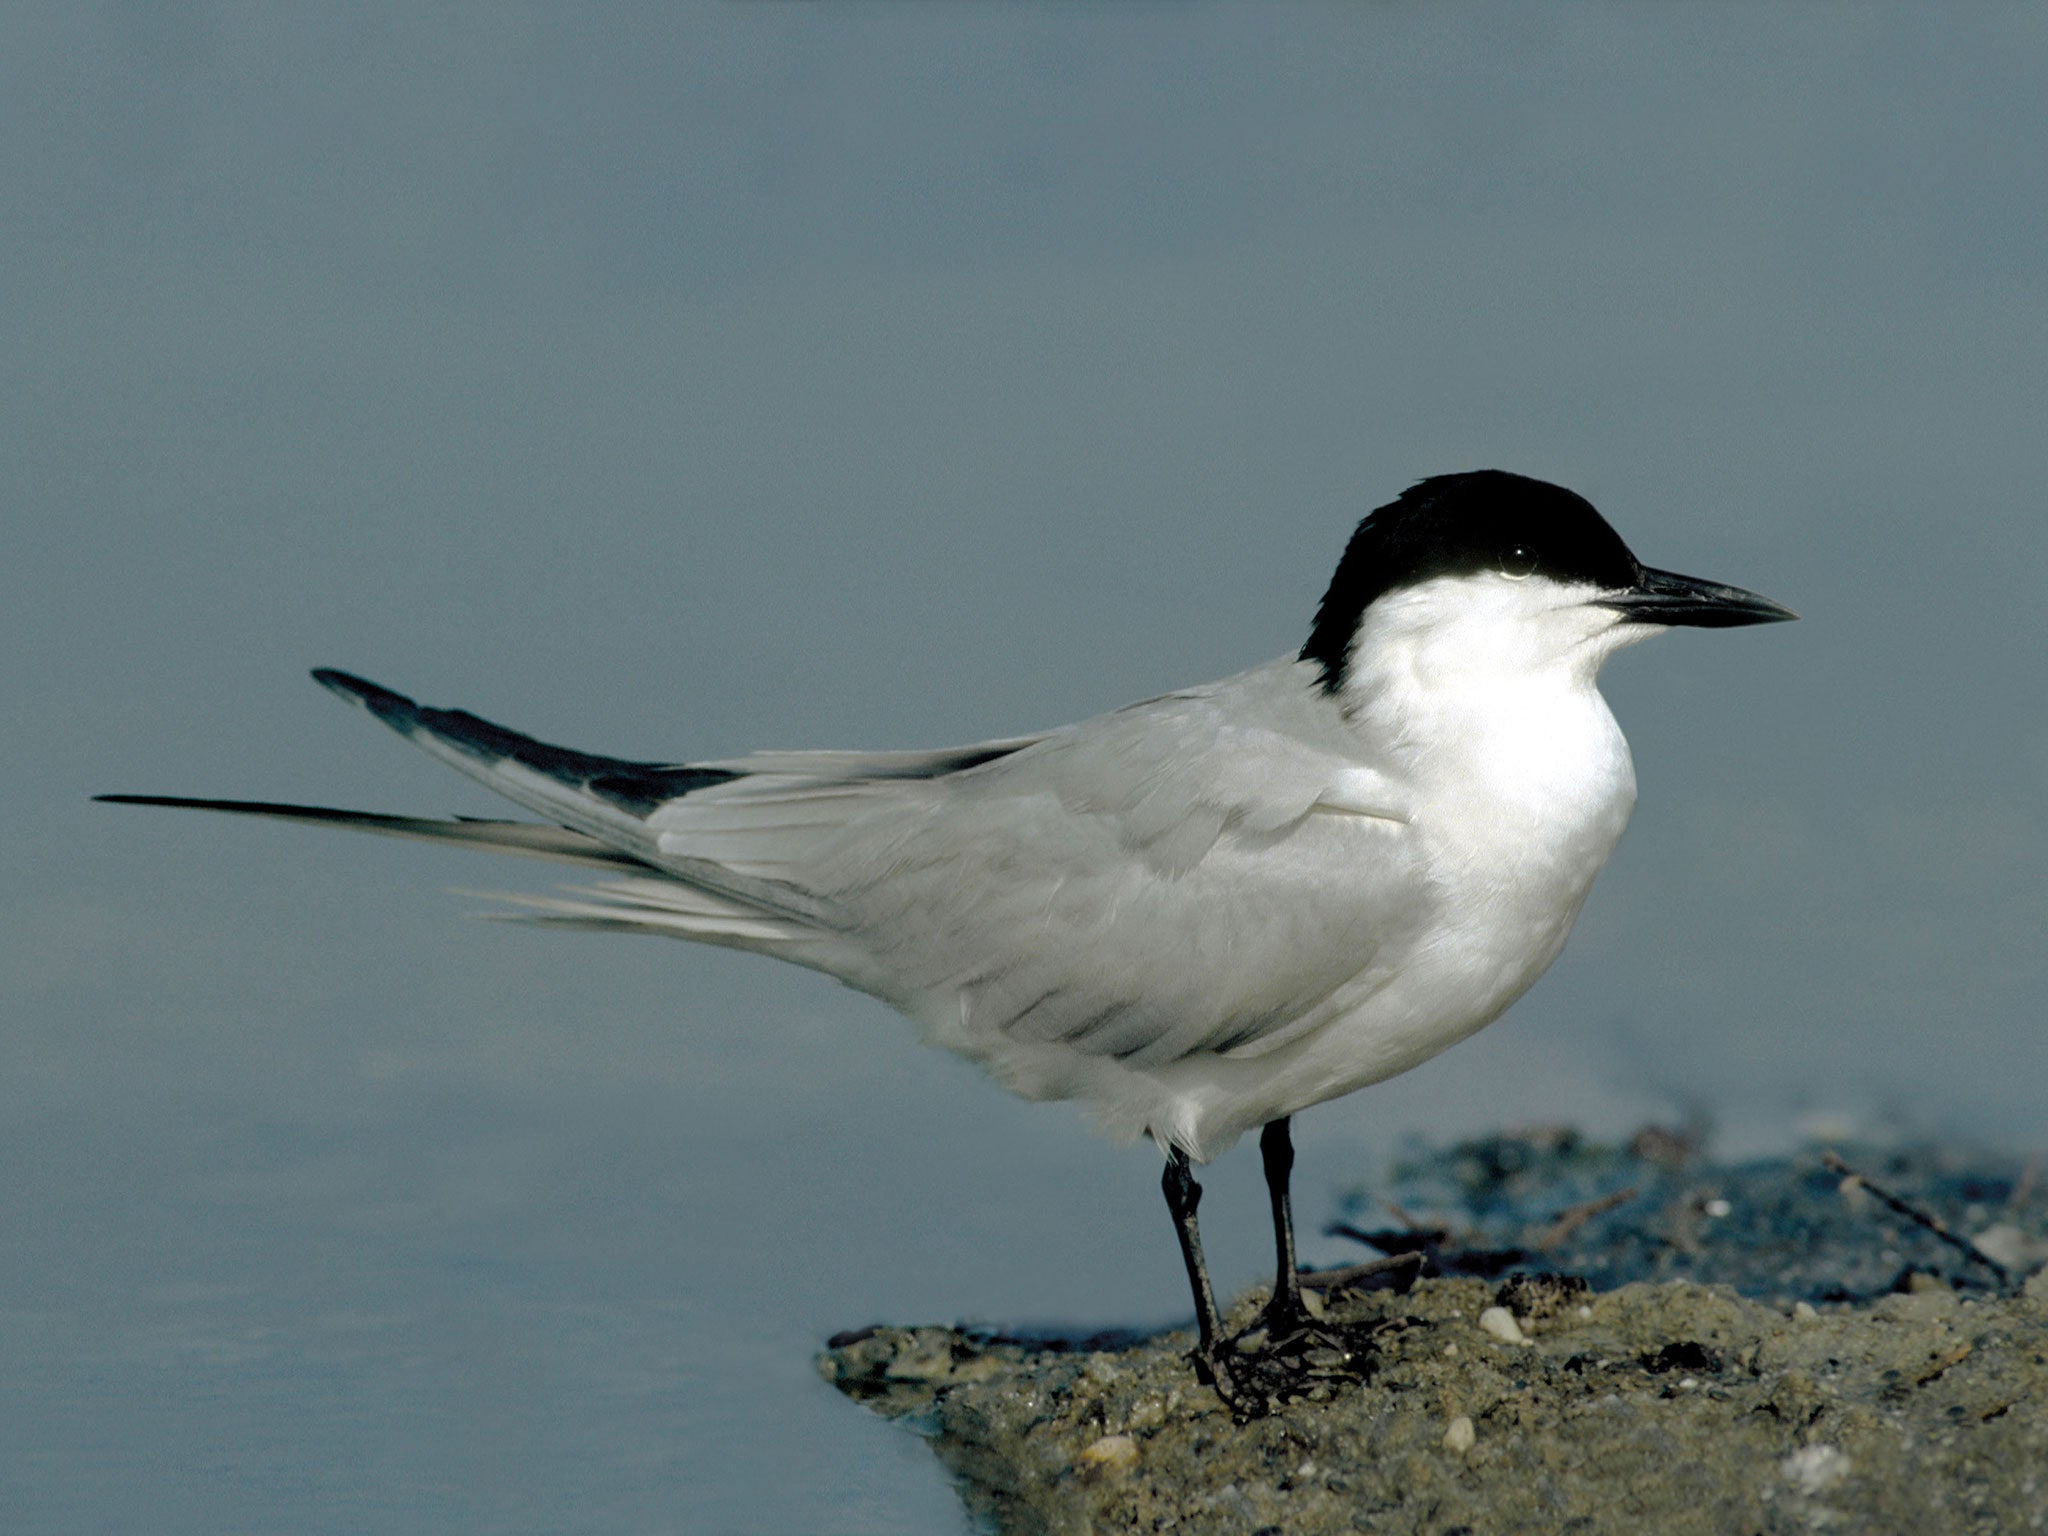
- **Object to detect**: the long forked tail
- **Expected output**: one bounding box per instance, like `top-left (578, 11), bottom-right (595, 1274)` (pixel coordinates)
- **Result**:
top-left (92, 794), bottom-right (651, 870)
top-left (94, 793), bottom-right (813, 950)
top-left (97, 660), bottom-right (730, 876)
top-left (97, 669), bottom-right (833, 950)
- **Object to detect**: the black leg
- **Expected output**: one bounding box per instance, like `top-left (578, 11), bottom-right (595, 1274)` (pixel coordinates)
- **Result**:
top-left (1162, 1147), bottom-right (1226, 1359)
top-left (1164, 1128), bottom-right (1370, 1419)
top-left (1259, 1116), bottom-right (1307, 1334)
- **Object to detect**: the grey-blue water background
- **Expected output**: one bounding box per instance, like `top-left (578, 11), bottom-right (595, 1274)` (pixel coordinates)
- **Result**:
top-left (6, 8), bottom-right (2045, 1532)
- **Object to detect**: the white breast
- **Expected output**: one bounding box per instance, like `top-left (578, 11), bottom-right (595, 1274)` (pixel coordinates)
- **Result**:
top-left (1158, 574), bottom-right (1649, 1151)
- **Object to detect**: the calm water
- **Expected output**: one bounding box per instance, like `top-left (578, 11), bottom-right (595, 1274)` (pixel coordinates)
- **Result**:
top-left (7, 6), bottom-right (2046, 1531)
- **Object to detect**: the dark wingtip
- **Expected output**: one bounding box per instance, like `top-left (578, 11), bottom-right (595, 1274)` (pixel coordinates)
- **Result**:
top-left (314, 668), bottom-right (741, 815)
top-left (313, 668), bottom-right (421, 731)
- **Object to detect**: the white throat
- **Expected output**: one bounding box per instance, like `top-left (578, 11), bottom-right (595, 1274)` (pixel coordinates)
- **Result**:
top-left (1338, 570), bottom-right (1652, 910)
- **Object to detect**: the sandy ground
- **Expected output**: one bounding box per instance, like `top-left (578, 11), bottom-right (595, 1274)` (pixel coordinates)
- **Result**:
top-left (823, 1137), bottom-right (2048, 1535)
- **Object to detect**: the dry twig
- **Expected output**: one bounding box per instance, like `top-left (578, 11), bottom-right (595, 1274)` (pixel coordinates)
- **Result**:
top-left (1822, 1149), bottom-right (2015, 1291)
top-left (1531, 1186), bottom-right (1638, 1251)
top-left (1299, 1251), bottom-right (1427, 1293)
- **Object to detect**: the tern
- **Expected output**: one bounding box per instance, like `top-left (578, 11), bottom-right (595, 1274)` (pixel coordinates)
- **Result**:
top-left (101, 470), bottom-right (1794, 1411)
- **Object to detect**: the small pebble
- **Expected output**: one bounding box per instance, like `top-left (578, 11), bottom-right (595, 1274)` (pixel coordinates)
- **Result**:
top-left (1443, 1415), bottom-right (1476, 1454)
top-left (1793, 1301), bottom-right (1818, 1320)
top-left (1703, 1197), bottom-right (1732, 1218)
top-left (1780, 1443), bottom-right (1852, 1495)
top-left (1478, 1306), bottom-right (1528, 1345)
top-left (1973, 1223), bottom-right (2040, 1272)
top-left (1078, 1434), bottom-right (1140, 1477)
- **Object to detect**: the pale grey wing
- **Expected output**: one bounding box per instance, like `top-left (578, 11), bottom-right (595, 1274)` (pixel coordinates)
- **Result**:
top-left (1021, 663), bottom-right (1410, 875)
top-left (300, 665), bottom-right (1423, 1070)
top-left (767, 666), bottom-right (1425, 1068)
top-left (625, 654), bottom-right (1403, 887)
top-left (692, 740), bottom-right (1043, 779)
top-left (831, 793), bottom-right (1423, 1072)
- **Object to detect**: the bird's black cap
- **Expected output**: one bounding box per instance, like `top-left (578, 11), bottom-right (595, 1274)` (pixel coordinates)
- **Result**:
top-left (1302, 471), bottom-right (1642, 690)
top-left (1301, 471), bottom-right (1794, 692)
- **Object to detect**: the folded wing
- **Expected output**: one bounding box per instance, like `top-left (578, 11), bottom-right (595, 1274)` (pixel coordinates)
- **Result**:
top-left (112, 665), bottom-right (1421, 1079)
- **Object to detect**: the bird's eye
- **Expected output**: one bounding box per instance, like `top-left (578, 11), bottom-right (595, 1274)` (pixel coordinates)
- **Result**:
top-left (1500, 544), bottom-right (1538, 580)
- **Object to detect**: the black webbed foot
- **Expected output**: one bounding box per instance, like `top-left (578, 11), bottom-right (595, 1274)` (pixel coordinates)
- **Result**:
top-left (1192, 1306), bottom-right (1387, 1421)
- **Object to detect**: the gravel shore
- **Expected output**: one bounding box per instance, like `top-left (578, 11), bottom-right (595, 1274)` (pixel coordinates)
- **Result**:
top-left (822, 1136), bottom-right (2048, 1534)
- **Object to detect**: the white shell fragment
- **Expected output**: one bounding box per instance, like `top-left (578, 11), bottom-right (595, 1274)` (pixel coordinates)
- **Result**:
top-left (1478, 1306), bottom-right (1528, 1345)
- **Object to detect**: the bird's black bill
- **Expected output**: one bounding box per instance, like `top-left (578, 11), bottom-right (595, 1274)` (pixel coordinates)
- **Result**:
top-left (1605, 566), bottom-right (1798, 628)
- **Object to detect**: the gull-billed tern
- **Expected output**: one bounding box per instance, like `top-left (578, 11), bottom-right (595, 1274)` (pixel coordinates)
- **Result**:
top-left (102, 470), bottom-right (1795, 1411)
